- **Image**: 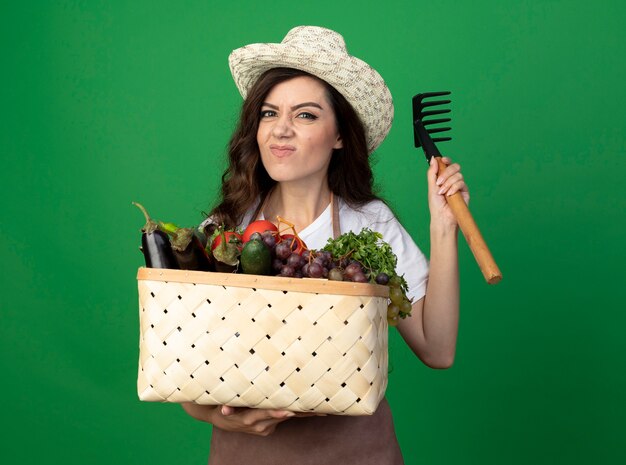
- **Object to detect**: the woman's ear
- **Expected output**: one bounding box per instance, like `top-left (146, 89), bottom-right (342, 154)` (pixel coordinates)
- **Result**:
top-left (334, 135), bottom-right (343, 150)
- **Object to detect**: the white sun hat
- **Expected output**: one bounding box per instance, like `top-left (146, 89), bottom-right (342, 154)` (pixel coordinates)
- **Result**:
top-left (228, 25), bottom-right (394, 154)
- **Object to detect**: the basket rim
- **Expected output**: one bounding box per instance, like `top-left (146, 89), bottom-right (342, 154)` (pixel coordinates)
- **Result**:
top-left (136, 267), bottom-right (389, 297)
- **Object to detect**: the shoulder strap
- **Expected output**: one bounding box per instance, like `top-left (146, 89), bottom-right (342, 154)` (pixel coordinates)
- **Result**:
top-left (331, 192), bottom-right (341, 239)
top-left (251, 193), bottom-right (269, 222)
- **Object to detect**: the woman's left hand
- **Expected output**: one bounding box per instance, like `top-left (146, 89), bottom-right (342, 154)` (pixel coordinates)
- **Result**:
top-left (427, 156), bottom-right (470, 229)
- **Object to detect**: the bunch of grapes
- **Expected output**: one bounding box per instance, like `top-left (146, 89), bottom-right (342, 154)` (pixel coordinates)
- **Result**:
top-left (255, 231), bottom-right (351, 280)
top-left (385, 276), bottom-right (412, 326)
top-left (254, 231), bottom-right (411, 326)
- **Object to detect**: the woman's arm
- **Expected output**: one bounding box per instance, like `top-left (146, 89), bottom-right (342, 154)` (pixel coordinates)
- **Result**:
top-left (397, 156), bottom-right (468, 368)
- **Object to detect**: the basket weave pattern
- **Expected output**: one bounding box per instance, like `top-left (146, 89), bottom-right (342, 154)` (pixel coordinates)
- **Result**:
top-left (137, 268), bottom-right (389, 415)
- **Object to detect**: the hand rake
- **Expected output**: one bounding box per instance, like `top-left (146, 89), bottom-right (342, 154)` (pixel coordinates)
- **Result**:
top-left (413, 91), bottom-right (502, 284)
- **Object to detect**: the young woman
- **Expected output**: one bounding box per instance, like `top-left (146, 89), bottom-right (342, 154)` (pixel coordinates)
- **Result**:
top-left (183, 26), bottom-right (469, 465)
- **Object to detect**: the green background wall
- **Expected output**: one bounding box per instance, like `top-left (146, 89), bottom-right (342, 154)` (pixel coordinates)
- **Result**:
top-left (2, 1), bottom-right (624, 463)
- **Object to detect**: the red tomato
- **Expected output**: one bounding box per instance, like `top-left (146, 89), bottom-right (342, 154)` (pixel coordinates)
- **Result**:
top-left (280, 234), bottom-right (307, 255)
top-left (211, 231), bottom-right (243, 251)
top-left (242, 220), bottom-right (278, 243)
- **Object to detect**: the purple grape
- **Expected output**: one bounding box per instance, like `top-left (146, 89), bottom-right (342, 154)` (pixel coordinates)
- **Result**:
top-left (272, 258), bottom-right (284, 272)
top-left (275, 242), bottom-right (292, 260)
top-left (301, 263), bottom-right (310, 277)
top-left (344, 262), bottom-right (362, 280)
top-left (308, 262), bottom-right (324, 278)
top-left (280, 265), bottom-right (295, 277)
top-left (375, 272), bottom-right (390, 285)
top-left (249, 232), bottom-right (263, 242)
top-left (262, 232), bottom-right (277, 249)
top-left (352, 272), bottom-right (368, 283)
top-left (287, 253), bottom-right (303, 268)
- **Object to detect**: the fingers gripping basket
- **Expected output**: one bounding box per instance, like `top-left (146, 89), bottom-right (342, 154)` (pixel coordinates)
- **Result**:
top-left (137, 268), bottom-right (389, 415)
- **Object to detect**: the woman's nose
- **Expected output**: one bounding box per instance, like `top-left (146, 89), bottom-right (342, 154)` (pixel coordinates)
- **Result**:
top-left (271, 114), bottom-right (294, 138)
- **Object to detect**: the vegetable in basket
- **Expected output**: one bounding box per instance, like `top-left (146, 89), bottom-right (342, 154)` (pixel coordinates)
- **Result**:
top-left (160, 222), bottom-right (213, 271)
top-left (208, 226), bottom-right (243, 272)
top-left (132, 202), bottom-right (179, 270)
top-left (240, 234), bottom-right (272, 275)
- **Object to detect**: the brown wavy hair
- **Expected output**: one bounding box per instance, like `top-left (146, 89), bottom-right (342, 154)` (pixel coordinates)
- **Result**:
top-left (210, 67), bottom-right (380, 228)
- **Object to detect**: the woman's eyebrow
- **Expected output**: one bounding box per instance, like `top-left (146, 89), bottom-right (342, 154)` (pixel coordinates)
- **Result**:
top-left (261, 102), bottom-right (324, 111)
top-left (292, 102), bottom-right (324, 111)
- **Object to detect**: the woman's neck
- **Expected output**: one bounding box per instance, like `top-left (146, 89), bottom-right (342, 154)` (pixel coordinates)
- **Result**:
top-left (264, 182), bottom-right (331, 233)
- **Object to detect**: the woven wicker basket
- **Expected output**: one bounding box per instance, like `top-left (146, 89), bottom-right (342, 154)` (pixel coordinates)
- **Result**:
top-left (137, 267), bottom-right (389, 415)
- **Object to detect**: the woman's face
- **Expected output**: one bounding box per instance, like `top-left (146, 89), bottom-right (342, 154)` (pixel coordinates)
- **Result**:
top-left (256, 75), bottom-right (343, 186)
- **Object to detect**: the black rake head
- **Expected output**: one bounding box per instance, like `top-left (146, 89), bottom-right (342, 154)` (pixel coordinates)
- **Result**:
top-left (412, 91), bottom-right (452, 162)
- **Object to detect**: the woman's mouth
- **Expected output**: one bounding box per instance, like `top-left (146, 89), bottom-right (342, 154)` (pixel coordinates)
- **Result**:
top-left (269, 145), bottom-right (296, 158)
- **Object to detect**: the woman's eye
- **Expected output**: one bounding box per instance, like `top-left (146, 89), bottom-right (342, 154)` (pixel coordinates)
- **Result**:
top-left (297, 112), bottom-right (317, 120)
top-left (260, 110), bottom-right (276, 118)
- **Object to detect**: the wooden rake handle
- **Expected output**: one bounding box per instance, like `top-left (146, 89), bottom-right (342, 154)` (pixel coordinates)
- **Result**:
top-left (436, 158), bottom-right (502, 284)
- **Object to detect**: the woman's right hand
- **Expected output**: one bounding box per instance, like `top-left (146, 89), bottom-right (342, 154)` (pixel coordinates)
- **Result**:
top-left (181, 403), bottom-right (318, 437)
top-left (211, 405), bottom-right (297, 436)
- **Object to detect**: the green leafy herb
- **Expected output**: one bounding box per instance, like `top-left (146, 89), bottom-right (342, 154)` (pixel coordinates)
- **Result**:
top-left (322, 228), bottom-right (408, 293)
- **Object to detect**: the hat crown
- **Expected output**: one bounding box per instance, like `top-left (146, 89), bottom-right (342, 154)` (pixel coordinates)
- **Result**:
top-left (281, 26), bottom-right (348, 53)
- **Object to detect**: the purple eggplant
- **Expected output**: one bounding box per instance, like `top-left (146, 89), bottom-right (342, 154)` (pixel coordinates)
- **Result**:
top-left (133, 202), bottom-right (179, 269)
top-left (162, 224), bottom-right (213, 271)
